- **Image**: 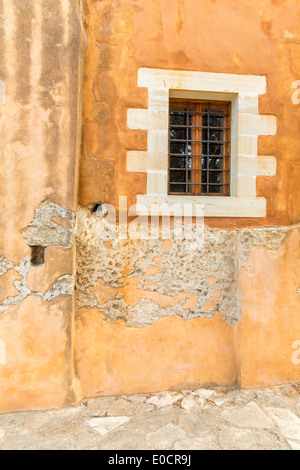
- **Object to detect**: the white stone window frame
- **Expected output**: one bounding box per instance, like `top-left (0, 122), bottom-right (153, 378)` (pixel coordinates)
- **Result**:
top-left (127, 68), bottom-right (277, 217)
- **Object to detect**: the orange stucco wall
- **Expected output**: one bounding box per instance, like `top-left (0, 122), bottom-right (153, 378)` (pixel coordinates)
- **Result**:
top-left (76, 311), bottom-right (237, 397)
top-left (81, 0), bottom-right (300, 228)
top-left (75, 0), bottom-right (300, 400)
top-left (236, 228), bottom-right (300, 388)
top-left (74, 226), bottom-right (300, 398)
top-left (0, 0), bottom-right (84, 413)
top-left (0, 0), bottom-right (300, 414)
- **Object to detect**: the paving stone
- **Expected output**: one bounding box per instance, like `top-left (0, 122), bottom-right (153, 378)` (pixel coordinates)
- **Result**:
top-left (256, 430), bottom-right (288, 450)
top-left (126, 394), bottom-right (149, 404)
top-left (209, 397), bottom-right (230, 407)
top-left (98, 430), bottom-right (148, 450)
top-left (0, 385), bottom-right (297, 450)
top-left (287, 440), bottom-right (300, 450)
top-left (285, 384), bottom-right (300, 398)
top-left (191, 389), bottom-right (215, 400)
top-left (1, 431), bottom-right (77, 451)
top-left (107, 398), bottom-right (154, 416)
top-left (0, 429), bottom-right (5, 444)
top-left (265, 407), bottom-right (300, 440)
top-left (89, 416), bottom-right (130, 436)
top-left (146, 424), bottom-right (187, 450)
top-left (220, 402), bottom-right (273, 429)
top-left (267, 407), bottom-right (300, 425)
top-left (146, 392), bottom-right (183, 408)
top-left (75, 427), bottom-right (106, 450)
top-left (82, 397), bottom-right (117, 416)
top-left (126, 406), bottom-right (184, 435)
top-left (181, 396), bottom-right (202, 411)
top-left (236, 390), bottom-right (258, 400)
top-left (218, 426), bottom-right (256, 450)
top-left (256, 394), bottom-right (293, 409)
top-left (176, 412), bottom-right (211, 435)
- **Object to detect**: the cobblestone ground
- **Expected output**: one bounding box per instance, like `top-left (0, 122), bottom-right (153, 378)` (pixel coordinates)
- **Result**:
top-left (1, 384), bottom-right (300, 450)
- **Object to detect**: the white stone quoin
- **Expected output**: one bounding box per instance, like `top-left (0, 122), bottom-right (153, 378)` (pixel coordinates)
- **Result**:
top-left (0, 81), bottom-right (5, 105)
top-left (127, 68), bottom-right (277, 217)
top-left (0, 340), bottom-right (6, 365)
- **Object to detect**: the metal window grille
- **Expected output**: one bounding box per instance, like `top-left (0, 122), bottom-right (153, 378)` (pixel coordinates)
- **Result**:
top-left (168, 99), bottom-right (231, 196)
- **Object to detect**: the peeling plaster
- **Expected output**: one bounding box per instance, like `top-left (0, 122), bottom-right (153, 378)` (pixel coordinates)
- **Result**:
top-left (0, 201), bottom-right (76, 314)
top-left (0, 254), bottom-right (14, 276)
top-left (75, 206), bottom-right (297, 327)
top-left (21, 201), bottom-right (75, 249)
top-left (2, 201), bottom-right (293, 325)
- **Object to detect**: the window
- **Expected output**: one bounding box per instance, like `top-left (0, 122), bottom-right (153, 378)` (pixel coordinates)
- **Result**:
top-left (127, 68), bottom-right (277, 217)
top-left (169, 99), bottom-right (231, 196)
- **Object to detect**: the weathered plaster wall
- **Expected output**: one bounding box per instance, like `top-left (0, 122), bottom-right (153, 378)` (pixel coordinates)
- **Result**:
top-left (75, 0), bottom-right (300, 399)
top-left (0, 0), bottom-right (300, 414)
top-left (80, 0), bottom-right (300, 228)
top-left (76, 310), bottom-right (237, 397)
top-left (76, 207), bottom-right (290, 328)
top-left (75, 208), bottom-right (300, 397)
top-left (236, 227), bottom-right (300, 388)
top-left (76, 207), bottom-right (239, 326)
top-left (0, 0), bottom-right (85, 413)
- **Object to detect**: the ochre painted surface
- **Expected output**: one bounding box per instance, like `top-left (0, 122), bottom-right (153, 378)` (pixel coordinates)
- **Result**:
top-left (0, 271), bottom-right (22, 303)
top-left (0, 296), bottom-right (73, 414)
top-left (75, 309), bottom-right (237, 397)
top-left (90, 276), bottom-right (201, 309)
top-left (0, 0), bottom-right (299, 415)
top-left (81, 0), bottom-right (300, 229)
top-left (75, 227), bottom-right (300, 399)
top-left (74, 0), bottom-right (300, 400)
top-left (236, 228), bottom-right (300, 388)
top-left (0, 0), bottom-right (84, 265)
top-left (27, 246), bottom-right (74, 294)
top-left (0, 0), bottom-right (84, 414)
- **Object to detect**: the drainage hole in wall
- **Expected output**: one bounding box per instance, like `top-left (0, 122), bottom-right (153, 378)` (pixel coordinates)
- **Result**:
top-left (31, 246), bottom-right (45, 267)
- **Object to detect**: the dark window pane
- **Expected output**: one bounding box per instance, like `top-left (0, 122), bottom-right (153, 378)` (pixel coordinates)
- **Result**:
top-left (170, 156), bottom-right (186, 168)
top-left (209, 114), bottom-right (224, 127)
top-left (210, 143), bottom-right (223, 155)
top-left (210, 129), bottom-right (223, 141)
top-left (170, 127), bottom-right (186, 141)
top-left (209, 171), bottom-right (223, 184)
top-left (209, 185), bottom-right (222, 194)
top-left (208, 171), bottom-right (223, 194)
top-left (170, 141), bottom-right (186, 155)
top-left (169, 183), bottom-right (186, 193)
top-left (170, 169), bottom-right (186, 183)
top-left (170, 110), bottom-right (186, 126)
top-left (209, 157), bottom-right (222, 170)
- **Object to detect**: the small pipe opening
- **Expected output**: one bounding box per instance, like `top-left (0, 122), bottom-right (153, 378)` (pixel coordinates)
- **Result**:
top-left (31, 246), bottom-right (45, 267)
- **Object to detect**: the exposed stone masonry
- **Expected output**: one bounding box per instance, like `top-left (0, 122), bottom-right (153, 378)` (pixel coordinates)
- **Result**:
top-left (0, 201), bottom-right (76, 314)
top-left (75, 205), bottom-right (293, 327)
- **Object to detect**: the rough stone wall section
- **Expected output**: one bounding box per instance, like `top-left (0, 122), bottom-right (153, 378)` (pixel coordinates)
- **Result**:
top-left (75, 206), bottom-right (295, 327)
top-left (0, 1), bottom-right (86, 413)
top-left (0, 201), bottom-right (76, 315)
top-left (0, 0), bottom-right (85, 264)
top-left (0, 0), bottom-right (85, 308)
